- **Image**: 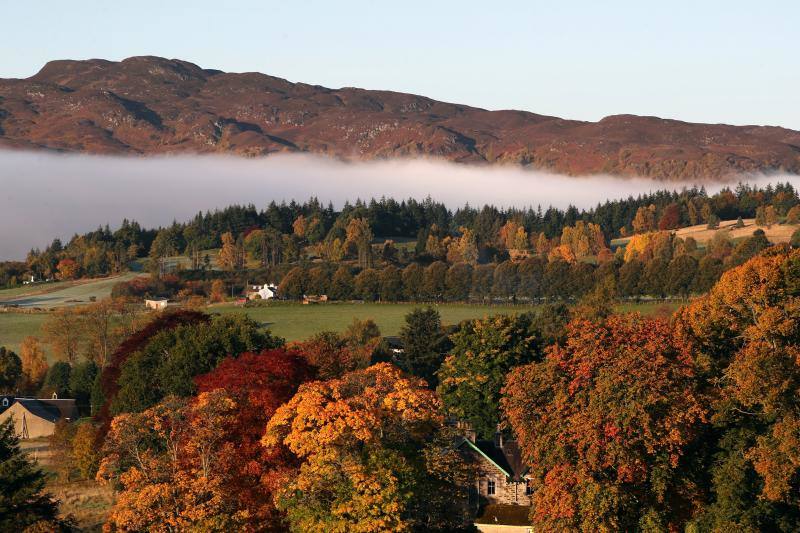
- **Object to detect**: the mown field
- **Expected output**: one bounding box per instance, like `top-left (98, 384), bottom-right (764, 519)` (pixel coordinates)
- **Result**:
top-left (611, 218), bottom-right (799, 248)
top-left (0, 300), bottom-right (682, 355)
top-left (214, 300), bottom-right (682, 342)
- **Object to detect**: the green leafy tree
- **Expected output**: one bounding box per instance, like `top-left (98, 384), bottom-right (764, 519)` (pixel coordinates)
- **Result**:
top-left (329, 266), bottom-right (354, 300)
top-left (113, 314), bottom-right (282, 414)
top-left (68, 360), bottom-right (98, 416)
top-left (40, 362), bottom-right (71, 398)
top-left (354, 268), bottom-right (380, 302)
top-left (438, 314), bottom-right (540, 438)
top-left (0, 347), bottom-right (22, 394)
top-left (421, 261), bottom-right (448, 301)
top-left (444, 263), bottom-right (473, 301)
top-left (378, 265), bottom-right (403, 302)
top-left (402, 263), bottom-right (424, 301)
top-left (278, 266), bottom-right (306, 300)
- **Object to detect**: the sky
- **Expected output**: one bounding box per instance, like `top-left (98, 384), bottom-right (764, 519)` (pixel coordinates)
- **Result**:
top-left (1, 0), bottom-right (798, 129)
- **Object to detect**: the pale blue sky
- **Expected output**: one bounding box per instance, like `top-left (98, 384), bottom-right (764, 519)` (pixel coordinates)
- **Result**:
top-left (2, 0), bottom-right (798, 129)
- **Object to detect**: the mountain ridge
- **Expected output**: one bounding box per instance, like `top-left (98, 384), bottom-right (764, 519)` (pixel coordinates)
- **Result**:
top-left (1, 55), bottom-right (799, 180)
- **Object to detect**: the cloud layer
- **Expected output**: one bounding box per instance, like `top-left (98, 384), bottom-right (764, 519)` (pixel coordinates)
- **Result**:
top-left (1, 151), bottom-right (798, 260)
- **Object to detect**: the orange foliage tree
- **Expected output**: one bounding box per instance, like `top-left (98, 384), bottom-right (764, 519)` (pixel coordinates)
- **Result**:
top-left (502, 315), bottom-right (707, 531)
top-left (98, 391), bottom-right (248, 531)
top-left (263, 363), bottom-right (473, 532)
top-left (675, 246), bottom-right (800, 514)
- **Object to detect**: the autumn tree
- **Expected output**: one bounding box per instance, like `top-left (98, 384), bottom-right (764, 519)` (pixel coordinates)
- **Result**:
top-left (112, 314), bottom-right (282, 415)
top-left (503, 316), bottom-right (707, 531)
top-left (263, 364), bottom-right (474, 532)
top-left (676, 247), bottom-right (800, 529)
top-left (379, 265), bottom-right (403, 301)
top-left (278, 266), bottom-right (306, 300)
top-left (354, 268), bottom-right (380, 301)
top-left (292, 319), bottom-right (379, 380)
top-left (421, 261), bottom-right (448, 301)
top-left (632, 204), bottom-right (657, 234)
top-left (329, 265), bottom-right (354, 300)
top-left (209, 278), bottom-right (226, 302)
top-left (42, 307), bottom-right (84, 363)
top-left (346, 217), bottom-right (374, 268)
top-left (194, 349), bottom-right (316, 529)
top-left (217, 231), bottom-right (238, 271)
top-left (445, 262), bottom-right (473, 301)
top-left (98, 392), bottom-right (250, 531)
top-left (19, 336), bottom-right (48, 394)
top-left (438, 314), bottom-right (540, 438)
top-left (402, 263), bottom-right (424, 301)
top-left (658, 202), bottom-right (682, 230)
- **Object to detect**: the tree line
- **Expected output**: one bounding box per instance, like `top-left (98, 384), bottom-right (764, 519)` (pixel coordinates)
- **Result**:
top-left (10, 182), bottom-right (800, 286)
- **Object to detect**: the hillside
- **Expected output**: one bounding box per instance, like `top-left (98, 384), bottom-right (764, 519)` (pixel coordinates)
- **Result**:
top-left (612, 219), bottom-right (800, 248)
top-left (1, 56), bottom-right (800, 180)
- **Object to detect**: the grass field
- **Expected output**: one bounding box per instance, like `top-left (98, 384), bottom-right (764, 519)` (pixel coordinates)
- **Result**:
top-left (212, 300), bottom-right (681, 342)
top-left (0, 312), bottom-right (48, 356)
top-left (612, 219), bottom-right (799, 248)
top-left (0, 300), bottom-right (683, 356)
top-left (0, 272), bottom-right (144, 309)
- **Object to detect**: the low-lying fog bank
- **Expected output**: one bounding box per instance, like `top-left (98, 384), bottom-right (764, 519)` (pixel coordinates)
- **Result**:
top-left (1, 151), bottom-right (798, 260)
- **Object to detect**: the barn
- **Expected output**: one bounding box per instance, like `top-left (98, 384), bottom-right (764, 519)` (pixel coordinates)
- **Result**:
top-left (0, 398), bottom-right (79, 439)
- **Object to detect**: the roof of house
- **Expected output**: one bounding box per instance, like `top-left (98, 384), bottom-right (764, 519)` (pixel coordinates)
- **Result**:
top-left (459, 437), bottom-right (529, 481)
top-left (9, 398), bottom-right (79, 423)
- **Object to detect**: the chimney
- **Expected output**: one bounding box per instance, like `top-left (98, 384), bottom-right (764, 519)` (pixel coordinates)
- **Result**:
top-left (456, 420), bottom-right (477, 443)
top-left (494, 424), bottom-right (503, 448)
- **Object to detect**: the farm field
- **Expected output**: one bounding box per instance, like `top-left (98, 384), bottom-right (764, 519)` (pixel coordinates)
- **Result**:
top-left (0, 312), bottom-right (48, 357)
top-left (612, 219), bottom-right (799, 248)
top-left (0, 300), bottom-right (683, 357)
top-left (0, 272), bottom-right (144, 309)
top-left (212, 300), bottom-right (681, 342)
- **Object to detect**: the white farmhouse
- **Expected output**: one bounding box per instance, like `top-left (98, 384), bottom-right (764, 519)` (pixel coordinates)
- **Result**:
top-left (249, 283), bottom-right (278, 301)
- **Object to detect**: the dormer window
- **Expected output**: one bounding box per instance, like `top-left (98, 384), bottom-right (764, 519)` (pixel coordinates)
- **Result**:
top-left (52, 392), bottom-right (58, 399)
top-left (2, 398), bottom-right (8, 407)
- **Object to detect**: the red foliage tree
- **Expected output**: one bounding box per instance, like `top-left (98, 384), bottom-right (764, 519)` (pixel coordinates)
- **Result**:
top-left (502, 316), bottom-right (707, 531)
top-left (658, 202), bottom-right (682, 231)
top-left (194, 348), bottom-right (316, 529)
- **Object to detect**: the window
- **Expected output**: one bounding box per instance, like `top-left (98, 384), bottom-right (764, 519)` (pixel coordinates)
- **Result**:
top-left (487, 479), bottom-right (496, 495)
top-left (525, 479), bottom-right (533, 495)
top-left (2, 398), bottom-right (8, 407)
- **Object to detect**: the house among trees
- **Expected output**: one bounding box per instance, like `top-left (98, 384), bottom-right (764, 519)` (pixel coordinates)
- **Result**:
top-left (457, 423), bottom-right (533, 507)
top-left (247, 283), bottom-right (278, 301)
top-left (0, 397), bottom-right (79, 439)
top-left (144, 297), bottom-right (169, 310)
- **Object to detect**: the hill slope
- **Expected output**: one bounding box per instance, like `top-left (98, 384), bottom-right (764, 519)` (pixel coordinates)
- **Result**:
top-left (1, 56), bottom-right (799, 180)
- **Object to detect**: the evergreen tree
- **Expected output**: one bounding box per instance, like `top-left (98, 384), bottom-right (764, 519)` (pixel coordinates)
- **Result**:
top-left (0, 419), bottom-right (62, 530)
top-left (397, 307), bottom-right (449, 387)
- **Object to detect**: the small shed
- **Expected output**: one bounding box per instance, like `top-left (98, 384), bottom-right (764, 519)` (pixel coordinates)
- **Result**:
top-left (0, 398), bottom-right (79, 439)
top-left (145, 298), bottom-right (169, 310)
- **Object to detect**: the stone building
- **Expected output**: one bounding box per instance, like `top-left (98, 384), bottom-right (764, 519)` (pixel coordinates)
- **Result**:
top-left (457, 425), bottom-right (533, 507)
